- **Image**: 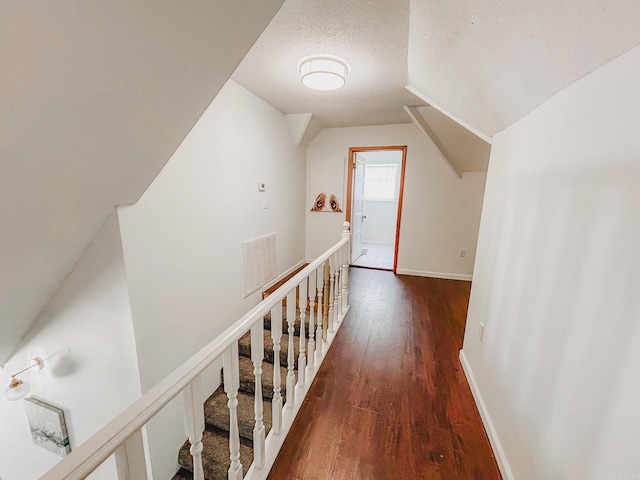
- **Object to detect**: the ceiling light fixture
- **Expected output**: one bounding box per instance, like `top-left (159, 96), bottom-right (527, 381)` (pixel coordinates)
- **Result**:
top-left (298, 54), bottom-right (349, 91)
top-left (4, 357), bottom-right (45, 401)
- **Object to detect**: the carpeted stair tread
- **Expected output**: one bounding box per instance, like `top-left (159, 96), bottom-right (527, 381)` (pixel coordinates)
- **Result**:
top-left (237, 355), bottom-right (289, 402)
top-left (238, 330), bottom-right (301, 368)
top-left (204, 386), bottom-right (272, 441)
top-left (171, 468), bottom-right (193, 480)
top-left (175, 283), bottom-right (323, 479)
top-left (178, 429), bottom-right (252, 480)
top-left (263, 308), bottom-right (313, 337)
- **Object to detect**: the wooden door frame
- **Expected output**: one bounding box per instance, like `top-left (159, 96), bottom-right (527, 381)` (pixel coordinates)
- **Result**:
top-left (345, 145), bottom-right (407, 273)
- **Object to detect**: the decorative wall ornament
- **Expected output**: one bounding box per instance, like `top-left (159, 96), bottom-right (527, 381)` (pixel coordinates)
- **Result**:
top-left (24, 397), bottom-right (71, 457)
top-left (311, 193), bottom-right (343, 213)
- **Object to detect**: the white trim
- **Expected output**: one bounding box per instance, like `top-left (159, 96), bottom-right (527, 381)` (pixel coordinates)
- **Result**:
top-left (285, 113), bottom-right (312, 148)
top-left (245, 306), bottom-right (350, 480)
top-left (405, 85), bottom-right (493, 144)
top-left (360, 241), bottom-right (394, 246)
top-left (261, 259), bottom-right (308, 293)
top-left (41, 236), bottom-right (351, 480)
top-left (403, 105), bottom-right (463, 179)
top-left (395, 268), bottom-right (472, 281)
top-left (459, 350), bottom-right (515, 480)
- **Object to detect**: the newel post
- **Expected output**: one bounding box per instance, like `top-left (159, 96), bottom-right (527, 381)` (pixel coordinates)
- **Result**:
top-left (341, 221), bottom-right (350, 314)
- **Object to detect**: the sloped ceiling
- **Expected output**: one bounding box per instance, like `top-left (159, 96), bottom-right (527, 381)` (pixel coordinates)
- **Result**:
top-left (416, 106), bottom-right (490, 173)
top-left (407, 0), bottom-right (640, 139)
top-left (0, 0), bottom-right (283, 366)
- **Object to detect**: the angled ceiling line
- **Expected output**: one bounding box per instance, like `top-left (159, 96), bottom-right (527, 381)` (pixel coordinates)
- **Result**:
top-left (405, 85), bottom-right (493, 144)
top-left (285, 112), bottom-right (313, 147)
top-left (285, 113), bottom-right (323, 148)
top-left (403, 105), bottom-right (463, 179)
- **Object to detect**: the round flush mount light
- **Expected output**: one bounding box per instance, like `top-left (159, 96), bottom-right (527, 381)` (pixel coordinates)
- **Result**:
top-left (298, 55), bottom-right (349, 91)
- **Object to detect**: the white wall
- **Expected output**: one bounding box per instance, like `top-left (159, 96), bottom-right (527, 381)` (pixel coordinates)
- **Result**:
top-left (0, 213), bottom-right (141, 480)
top-left (362, 201), bottom-right (397, 245)
top-left (462, 44), bottom-right (640, 480)
top-left (118, 79), bottom-right (307, 479)
top-left (306, 124), bottom-right (486, 279)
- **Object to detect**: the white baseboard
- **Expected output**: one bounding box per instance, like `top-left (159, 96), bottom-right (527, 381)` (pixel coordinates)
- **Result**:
top-left (459, 350), bottom-right (514, 480)
top-left (395, 268), bottom-right (473, 281)
top-left (361, 241), bottom-right (394, 246)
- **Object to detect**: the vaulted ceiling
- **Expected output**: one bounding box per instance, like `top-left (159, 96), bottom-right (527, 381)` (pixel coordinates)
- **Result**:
top-left (0, 0), bottom-right (284, 366)
top-left (232, 0), bottom-right (421, 128)
top-left (2, 0), bottom-right (640, 368)
top-left (407, 0), bottom-right (640, 139)
top-left (232, 0), bottom-right (640, 165)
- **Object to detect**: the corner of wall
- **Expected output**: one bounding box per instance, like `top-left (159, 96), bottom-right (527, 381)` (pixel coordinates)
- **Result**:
top-left (459, 349), bottom-right (514, 480)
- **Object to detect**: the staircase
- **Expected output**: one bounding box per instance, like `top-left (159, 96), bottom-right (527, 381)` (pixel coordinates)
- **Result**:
top-left (40, 225), bottom-right (350, 480)
top-left (173, 307), bottom-right (306, 479)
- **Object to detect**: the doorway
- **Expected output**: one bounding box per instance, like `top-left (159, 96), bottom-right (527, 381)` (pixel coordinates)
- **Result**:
top-left (345, 146), bottom-right (407, 272)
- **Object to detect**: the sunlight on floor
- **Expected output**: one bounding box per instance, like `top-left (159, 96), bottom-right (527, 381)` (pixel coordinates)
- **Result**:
top-left (352, 243), bottom-right (394, 270)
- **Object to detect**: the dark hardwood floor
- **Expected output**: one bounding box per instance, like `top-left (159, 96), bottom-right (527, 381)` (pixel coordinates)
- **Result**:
top-left (268, 268), bottom-right (502, 480)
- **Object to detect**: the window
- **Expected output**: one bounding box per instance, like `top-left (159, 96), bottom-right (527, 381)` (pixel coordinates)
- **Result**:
top-left (363, 164), bottom-right (398, 201)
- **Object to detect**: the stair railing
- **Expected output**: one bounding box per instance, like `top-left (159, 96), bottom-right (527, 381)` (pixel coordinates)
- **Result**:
top-left (40, 222), bottom-right (351, 480)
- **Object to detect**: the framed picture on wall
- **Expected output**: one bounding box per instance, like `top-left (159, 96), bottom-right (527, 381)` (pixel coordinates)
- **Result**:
top-left (24, 397), bottom-right (72, 457)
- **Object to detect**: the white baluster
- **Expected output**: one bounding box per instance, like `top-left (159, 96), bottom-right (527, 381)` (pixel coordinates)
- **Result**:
top-left (342, 222), bottom-right (351, 313)
top-left (251, 322), bottom-right (265, 469)
top-left (333, 252), bottom-right (341, 325)
top-left (271, 302), bottom-right (283, 434)
top-left (223, 342), bottom-right (242, 480)
top-left (328, 257), bottom-right (335, 334)
top-left (336, 248), bottom-right (343, 320)
top-left (182, 377), bottom-right (205, 480)
top-left (115, 428), bottom-right (148, 480)
top-left (297, 278), bottom-right (307, 387)
top-left (307, 272), bottom-right (317, 375)
top-left (315, 266), bottom-right (324, 365)
top-left (285, 290), bottom-right (296, 408)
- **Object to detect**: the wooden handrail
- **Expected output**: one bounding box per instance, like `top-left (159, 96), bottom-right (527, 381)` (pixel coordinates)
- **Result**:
top-left (41, 230), bottom-right (350, 480)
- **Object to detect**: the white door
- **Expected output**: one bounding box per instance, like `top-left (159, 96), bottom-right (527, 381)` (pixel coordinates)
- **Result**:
top-left (351, 157), bottom-right (365, 262)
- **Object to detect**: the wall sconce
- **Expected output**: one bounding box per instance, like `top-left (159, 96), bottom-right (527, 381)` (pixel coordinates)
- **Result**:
top-left (4, 357), bottom-right (45, 401)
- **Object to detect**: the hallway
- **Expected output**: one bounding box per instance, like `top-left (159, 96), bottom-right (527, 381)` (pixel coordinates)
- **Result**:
top-left (269, 268), bottom-right (501, 479)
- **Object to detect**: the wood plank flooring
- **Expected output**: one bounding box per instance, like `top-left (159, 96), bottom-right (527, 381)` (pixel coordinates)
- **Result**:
top-left (268, 268), bottom-right (502, 480)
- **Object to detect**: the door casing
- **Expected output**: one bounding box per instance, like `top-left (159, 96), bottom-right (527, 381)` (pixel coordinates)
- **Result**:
top-left (345, 146), bottom-right (407, 273)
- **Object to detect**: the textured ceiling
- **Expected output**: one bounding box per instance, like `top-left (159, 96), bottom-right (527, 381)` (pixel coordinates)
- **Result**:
top-left (408, 0), bottom-right (640, 139)
top-left (232, 0), bottom-right (423, 128)
top-left (0, 0), bottom-right (283, 366)
top-left (235, 0), bottom-right (640, 139)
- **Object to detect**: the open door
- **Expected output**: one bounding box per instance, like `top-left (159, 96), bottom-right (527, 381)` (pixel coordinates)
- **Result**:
top-left (351, 157), bottom-right (365, 262)
top-left (346, 146), bottom-right (407, 273)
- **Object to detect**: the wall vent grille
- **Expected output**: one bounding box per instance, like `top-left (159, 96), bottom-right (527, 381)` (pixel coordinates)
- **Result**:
top-left (243, 233), bottom-right (277, 296)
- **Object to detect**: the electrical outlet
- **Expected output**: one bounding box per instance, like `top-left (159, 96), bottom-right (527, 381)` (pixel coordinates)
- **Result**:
top-left (460, 249), bottom-right (466, 258)
top-left (478, 322), bottom-right (485, 341)
top-left (262, 199), bottom-right (269, 209)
